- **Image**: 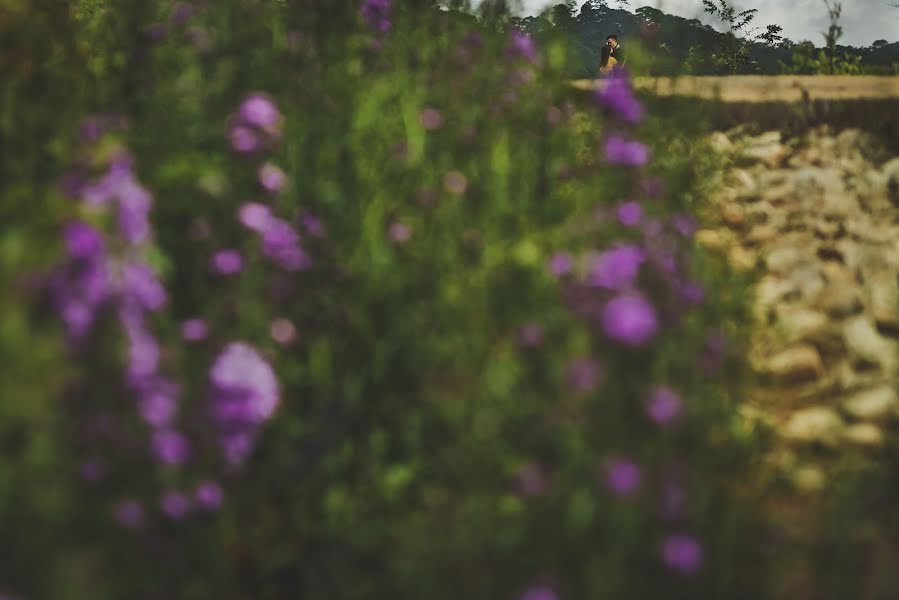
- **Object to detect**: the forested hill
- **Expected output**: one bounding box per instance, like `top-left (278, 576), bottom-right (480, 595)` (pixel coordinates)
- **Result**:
top-left (511, 2), bottom-right (899, 78)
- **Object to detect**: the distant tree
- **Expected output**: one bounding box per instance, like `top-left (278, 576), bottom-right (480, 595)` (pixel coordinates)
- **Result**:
top-left (872, 39), bottom-right (888, 48)
top-left (821, 0), bottom-right (843, 74)
top-left (701, 0), bottom-right (784, 73)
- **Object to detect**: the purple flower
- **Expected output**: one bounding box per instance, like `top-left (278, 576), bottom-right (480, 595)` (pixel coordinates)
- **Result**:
top-left (595, 73), bottom-right (645, 123)
top-left (211, 249), bottom-right (243, 275)
top-left (258, 163), bottom-right (287, 194)
top-left (547, 252), bottom-right (573, 277)
top-left (515, 462), bottom-right (550, 497)
top-left (602, 293), bottom-right (658, 346)
top-left (138, 380), bottom-right (179, 427)
top-left (699, 330), bottom-right (728, 374)
top-left (220, 431), bottom-right (255, 467)
top-left (117, 180), bottom-right (153, 244)
top-left (361, 0), bottom-right (391, 31)
top-left (388, 222), bottom-right (411, 243)
top-left (517, 322), bottom-right (544, 347)
top-left (507, 29), bottom-right (539, 63)
top-left (419, 107), bottom-right (443, 131)
top-left (170, 2), bottom-right (194, 26)
top-left (230, 126), bottom-right (260, 153)
top-left (80, 157), bottom-right (132, 206)
top-left (616, 201), bottom-right (643, 226)
top-left (151, 429), bottom-right (191, 465)
top-left (114, 500), bottom-right (145, 529)
top-left (565, 357), bottom-right (604, 393)
top-left (210, 343), bottom-right (279, 424)
top-left (604, 135), bottom-right (650, 167)
top-left (180, 317), bottom-right (209, 342)
top-left (63, 222), bottom-right (104, 259)
top-left (300, 211), bottom-right (325, 237)
top-left (604, 457), bottom-right (642, 496)
top-left (238, 202), bottom-right (272, 232)
top-left (676, 280), bottom-right (705, 306)
top-left (121, 261), bottom-right (166, 311)
top-left (261, 218), bottom-right (309, 271)
top-left (520, 585), bottom-right (558, 600)
top-left (160, 491), bottom-right (191, 519)
top-left (672, 214), bottom-right (697, 237)
top-left (662, 533), bottom-right (704, 574)
top-left (646, 385), bottom-right (684, 425)
top-left (195, 480), bottom-right (224, 510)
top-left (124, 325), bottom-right (160, 382)
top-left (584, 244), bottom-right (644, 290)
top-left (269, 318), bottom-right (296, 345)
top-left (239, 93), bottom-right (281, 130)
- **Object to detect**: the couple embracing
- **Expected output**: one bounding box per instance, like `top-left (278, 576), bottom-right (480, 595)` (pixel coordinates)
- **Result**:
top-left (598, 34), bottom-right (626, 77)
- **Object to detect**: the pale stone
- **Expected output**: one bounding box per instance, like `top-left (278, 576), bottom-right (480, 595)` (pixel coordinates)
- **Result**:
top-left (842, 423), bottom-right (884, 448)
top-left (722, 202), bottom-right (746, 228)
top-left (708, 131), bottom-right (734, 153)
top-left (776, 308), bottom-right (829, 344)
top-left (844, 316), bottom-right (898, 371)
top-left (695, 229), bottom-right (729, 251)
top-left (729, 246), bottom-right (758, 272)
top-left (792, 465), bottom-right (828, 492)
top-left (817, 263), bottom-right (862, 317)
top-left (842, 385), bottom-right (899, 421)
top-left (746, 224), bottom-right (779, 245)
top-left (763, 345), bottom-right (824, 382)
top-left (781, 406), bottom-right (844, 446)
top-left (864, 270), bottom-right (899, 331)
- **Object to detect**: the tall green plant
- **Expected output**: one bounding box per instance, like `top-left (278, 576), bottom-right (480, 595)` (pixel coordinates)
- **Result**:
top-left (701, 0), bottom-right (784, 73)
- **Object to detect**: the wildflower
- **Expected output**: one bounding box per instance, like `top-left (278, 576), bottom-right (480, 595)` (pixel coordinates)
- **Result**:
top-left (63, 222), bottom-right (104, 260)
top-left (269, 318), bottom-right (296, 345)
top-left (170, 2), bottom-right (194, 26)
top-left (616, 201), bottom-right (643, 226)
top-left (361, 0), bottom-right (392, 32)
top-left (210, 343), bottom-right (279, 425)
top-left (180, 317), bottom-right (209, 342)
top-left (662, 533), bottom-right (704, 574)
top-left (601, 293), bottom-right (658, 346)
top-left (646, 385), bottom-right (683, 426)
top-left (229, 126), bottom-right (260, 153)
top-left (211, 249), bottom-right (243, 275)
top-left (121, 261), bottom-right (166, 311)
top-left (138, 382), bottom-right (179, 428)
top-left (195, 480), bottom-right (224, 510)
top-left (519, 585), bottom-right (559, 600)
top-left (300, 211), bottom-right (324, 237)
top-left (584, 244), bottom-right (644, 290)
top-left (388, 222), bottom-right (411, 243)
top-left (151, 429), bottom-right (192, 465)
top-left (507, 29), bottom-right (539, 63)
top-left (604, 457), bottom-right (642, 496)
top-left (419, 107), bottom-right (443, 131)
top-left (604, 135), bottom-right (650, 167)
top-left (517, 322), bottom-right (544, 347)
top-left (565, 357), bottom-right (604, 393)
top-left (238, 202), bottom-right (272, 231)
top-left (239, 93), bottom-right (281, 130)
top-left (160, 491), bottom-right (191, 519)
top-left (124, 324), bottom-right (160, 382)
top-left (595, 74), bottom-right (645, 123)
top-left (261, 217), bottom-right (309, 271)
top-left (258, 163), bottom-right (287, 194)
top-left (672, 214), bottom-right (697, 237)
top-left (114, 500), bottom-right (145, 529)
top-left (547, 252), bottom-right (573, 277)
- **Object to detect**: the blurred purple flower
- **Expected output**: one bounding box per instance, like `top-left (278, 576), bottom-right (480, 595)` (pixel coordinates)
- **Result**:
top-left (602, 293), bottom-right (658, 346)
top-left (361, 0), bottom-right (391, 32)
top-left (122, 261), bottom-right (166, 311)
top-left (151, 429), bottom-right (191, 465)
top-left (114, 500), bottom-right (145, 529)
top-left (170, 2), bottom-right (194, 26)
top-left (180, 317), bottom-right (209, 342)
top-left (239, 93), bottom-right (281, 130)
top-left (646, 385), bottom-right (684, 426)
top-left (662, 533), bottom-right (704, 574)
top-left (616, 201), bottom-right (643, 226)
top-left (547, 252), bottom-right (573, 277)
top-left (238, 202), bottom-right (272, 232)
top-left (269, 318), bottom-right (296, 345)
top-left (300, 211), bottom-right (325, 237)
top-left (565, 357), bottom-right (604, 393)
top-left (515, 462), bottom-right (550, 497)
top-left (517, 322), bottom-right (544, 347)
top-left (144, 23), bottom-right (168, 42)
top-left (63, 222), bottom-right (104, 260)
top-left (229, 126), bottom-right (260, 153)
top-left (210, 343), bottom-right (279, 425)
top-left (672, 214), bottom-right (697, 237)
top-left (258, 163), bottom-right (287, 194)
top-left (124, 325), bottom-right (160, 382)
top-left (195, 480), bottom-right (224, 510)
top-left (595, 73), bottom-right (645, 123)
top-left (261, 217), bottom-right (309, 271)
top-left (507, 29), bottom-right (539, 63)
top-left (220, 431), bottom-right (255, 467)
top-left (116, 182), bottom-right (153, 244)
top-left (419, 107), bottom-right (443, 131)
top-left (676, 280), bottom-right (705, 306)
top-left (604, 136), bottom-right (650, 167)
top-left (78, 117), bottom-right (104, 142)
top-left (211, 249), bottom-right (243, 275)
top-left (520, 585), bottom-right (558, 600)
top-left (584, 244), bottom-right (644, 290)
top-left (388, 222), bottom-right (411, 243)
top-left (138, 384), bottom-right (179, 428)
top-left (160, 491), bottom-right (191, 519)
top-left (604, 457), bottom-right (642, 496)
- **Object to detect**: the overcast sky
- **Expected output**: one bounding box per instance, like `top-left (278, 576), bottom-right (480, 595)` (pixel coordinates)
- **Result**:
top-left (508, 0), bottom-right (899, 46)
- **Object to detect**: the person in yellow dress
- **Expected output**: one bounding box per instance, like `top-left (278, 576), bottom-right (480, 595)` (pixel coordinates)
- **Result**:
top-left (598, 34), bottom-right (624, 77)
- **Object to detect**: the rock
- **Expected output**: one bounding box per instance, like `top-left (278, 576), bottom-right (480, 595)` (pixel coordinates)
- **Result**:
top-left (793, 167), bottom-right (845, 197)
top-left (776, 308), bottom-right (829, 344)
top-left (790, 266), bottom-right (826, 302)
top-left (813, 220), bottom-right (842, 240)
top-left (727, 168), bottom-right (756, 193)
top-left (695, 229), bottom-right (729, 251)
top-left (722, 202), bottom-right (746, 228)
top-left (728, 246), bottom-right (758, 272)
top-left (763, 345), bottom-right (824, 382)
top-left (842, 385), bottom-right (899, 421)
top-left (746, 224), bottom-right (779, 245)
top-left (764, 246), bottom-right (809, 275)
top-left (881, 157), bottom-right (899, 207)
top-left (816, 263), bottom-right (862, 317)
top-left (782, 406), bottom-right (843, 446)
top-left (863, 270), bottom-right (899, 332)
top-left (708, 131), bottom-right (734, 153)
top-left (792, 465), bottom-right (828, 492)
top-left (842, 423), bottom-right (884, 449)
top-left (844, 316), bottom-right (898, 371)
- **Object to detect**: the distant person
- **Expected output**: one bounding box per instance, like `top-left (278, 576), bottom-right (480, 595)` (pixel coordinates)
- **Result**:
top-left (598, 34), bottom-right (625, 77)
